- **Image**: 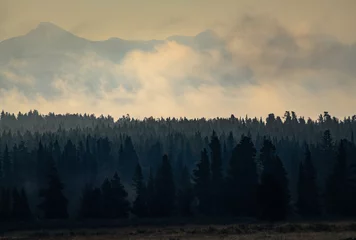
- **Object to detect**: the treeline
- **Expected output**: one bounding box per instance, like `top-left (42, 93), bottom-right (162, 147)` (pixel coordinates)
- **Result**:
top-left (1, 110), bottom-right (356, 144)
top-left (0, 111), bottom-right (356, 223)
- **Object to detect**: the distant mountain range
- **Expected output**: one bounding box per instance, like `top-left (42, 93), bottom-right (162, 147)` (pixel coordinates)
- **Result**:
top-left (0, 22), bottom-right (224, 64)
top-left (0, 22), bottom-right (230, 99)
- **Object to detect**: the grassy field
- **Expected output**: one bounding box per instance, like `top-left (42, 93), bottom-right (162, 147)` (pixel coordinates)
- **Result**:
top-left (3, 222), bottom-right (356, 240)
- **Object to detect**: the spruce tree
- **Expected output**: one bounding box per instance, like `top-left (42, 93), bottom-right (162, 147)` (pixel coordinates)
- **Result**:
top-left (325, 139), bottom-right (348, 216)
top-left (132, 163), bottom-right (148, 217)
top-left (119, 137), bottom-right (139, 181)
top-left (193, 148), bottom-right (211, 215)
top-left (296, 144), bottom-right (320, 217)
top-left (101, 178), bottom-right (113, 218)
top-left (0, 188), bottom-right (11, 221)
top-left (209, 131), bottom-right (223, 215)
top-left (38, 157), bottom-right (68, 219)
top-left (226, 135), bottom-right (258, 217)
top-left (146, 168), bottom-right (156, 217)
top-left (111, 172), bottom-right (130, 218)
top-left (101, 173), bottom-right (130, 218)
top-left (154, 154), bottom-right (175, 217)
top-left (3, 145), bottom-right (12, 187)
top-left (79, 185), bottom-right (102, 219)
top-left (258, 139), bottom-right (290, 221)
top-left (177, 165), bottom-right (194, 217)
top-left (19, 188), bottom-right (32, 220)
top-left (12, 188), bottom-right (32, 220)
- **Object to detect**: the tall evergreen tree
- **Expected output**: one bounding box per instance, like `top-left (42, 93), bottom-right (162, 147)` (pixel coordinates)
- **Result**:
top-left (79, 185), bottom-right (102, 219)
top-left (226, 135), bottom-right (258, 217)
top-left (146, 168), bottom-right (156, 217)
top-left (177, 165), bottom-right (194, 217)
top-left (258, 139), bottom-right (290, 221)
top-left (193, 148), bottom-right (211, 215)
top-left (132, 163), bottom-right (148, 217)
top-left (296, 144), bottom-right (320, 217)
top-left (209, 131), bottom-right (223, 215)
top-left (154, 154), bottom-right (175, 217)
top-left (101, 173), bottom-right (130, 219)
top-left (12, 188), bottom-right (32, 220)
top-left (3, 145), bottom-right (12, 186)
top-left (0, 188), bottom-right (11, 221)
top-left (325, 139), bottom-right (348, 216)
top-left (19, 188), bottom-right (32, 220)
top-left (38, 156), bottom-right (68, 219)
top-left (318, 130), bottom-right (335, 189)
top-left (36, 141), bottom-right (47, 188)
top-left (119, 137), bottom-right (139, 181)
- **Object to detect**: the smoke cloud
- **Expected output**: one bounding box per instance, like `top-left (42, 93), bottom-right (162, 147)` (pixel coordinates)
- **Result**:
top-left (0, 15), bottom-right (355, 119)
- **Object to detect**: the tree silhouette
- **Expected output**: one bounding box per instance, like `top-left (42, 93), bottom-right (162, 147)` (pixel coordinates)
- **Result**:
top-left (101, 173), bottom-right (130, 219)
top-left (132, 163), bottom-right (148, 217)
top-left (3, 145), bottom-right (12, 186)
top-left (209, 131), bottom-right (223, 215)
top-left (193, 148), bottom-right (211, 215)
top-left (177, 165), bottom-right (194, 216)
top-left (38, 156), bottom-right (68, 219)
top-left (146, 168), bottom-right (156, 217)
top-left (226, 135), bottom-right (258, 217)
top-left (154, 154), bottom-right (175, 217)
top-left (79, 185), bottom-right (102, 219)
top-left (258, 139), bottom-right (290, 221)
top-left (296, 144), bottom-right (320, 217)
top-left (0, 188), bottom-right (11, 221)
top-left (325, 139), bottom-right (348, 216)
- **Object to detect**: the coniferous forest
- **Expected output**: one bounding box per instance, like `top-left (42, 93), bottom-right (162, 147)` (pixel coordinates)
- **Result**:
top-left (1, 110), bottom-right (356, 223)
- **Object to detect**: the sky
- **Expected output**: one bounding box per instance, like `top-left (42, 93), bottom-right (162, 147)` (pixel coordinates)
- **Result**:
top-left (0, 0), bottom-right (356, 119)
top-left (1, 0), bottom-right (356, 42)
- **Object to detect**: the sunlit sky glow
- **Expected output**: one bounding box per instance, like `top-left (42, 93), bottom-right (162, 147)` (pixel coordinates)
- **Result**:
top-left (0, 0), bottom-right (355, 119)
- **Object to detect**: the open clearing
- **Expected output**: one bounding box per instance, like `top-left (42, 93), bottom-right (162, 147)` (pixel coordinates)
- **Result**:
top-left (3, 222), bottom-right (356, 240)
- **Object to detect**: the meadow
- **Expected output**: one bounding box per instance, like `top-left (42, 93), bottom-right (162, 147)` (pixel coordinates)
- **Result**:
top-left (3, 222), bottom-right (356, 240)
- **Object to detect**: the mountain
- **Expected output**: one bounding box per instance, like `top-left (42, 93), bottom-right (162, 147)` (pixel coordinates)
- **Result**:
top-left (0, 23), bottom-right (223, 63)
top-left (0, 22), bottom-right (226, 99)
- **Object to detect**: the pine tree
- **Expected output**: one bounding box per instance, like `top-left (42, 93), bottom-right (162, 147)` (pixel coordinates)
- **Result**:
top-left (3, 145), bottom-right (12, 187)
top-left (101, 173), bottom-right (130, 219)
top-left (146, 168), bottom-right (156, 217)
top-left (258, 139), bottom-right (290, 221)
top-left (132, 163), bottom-right (148, 218)
top-left (325, 139), bottom-right (348, 216)
top-left (226, 135), bottom-right (258, 217)
top-left (38, 157), bottom-right (68, 219)
top-left (0, 188), bottom-right (11, 221)
top-left (154, 154), bottom-right (175, 217)
top-left (318, 130), bottom-right (335, 189)
top-left (101, 178), bottom-right (113, 218)
top-left (209, 131), bottom-right (223, 215)
top-left (296, 144), bottom-right (320, 217)
top-left (193, 148), bottom-right (211, 215)
top-left (11, 188), bottom-right (32, 220)
top-left (177, 165), bottom-right (194, 217)
top-left (36, 141), bottom-right (48, 188)
top-left (19, 188), bottom-right (32, 220)
top-left (79, 185), bottom-right (102, 219)
top-left (111, 172), bottom-right (130, 218)
top-left (119, 136), bottom-right (139, 181)
top-left (12, 188), bottom-right (22, 220)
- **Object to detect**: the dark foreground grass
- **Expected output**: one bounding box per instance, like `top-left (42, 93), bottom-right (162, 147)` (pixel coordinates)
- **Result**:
top-left (2, 222), bottom-right (356, 240)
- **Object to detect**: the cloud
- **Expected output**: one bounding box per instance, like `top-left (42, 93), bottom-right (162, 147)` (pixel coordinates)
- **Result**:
top-left (1, 15), bottom-right (356, 119)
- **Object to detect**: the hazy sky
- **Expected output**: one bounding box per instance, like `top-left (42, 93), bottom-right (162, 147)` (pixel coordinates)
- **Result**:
top-left (0, 0), bottom-right (355, 119)
top-left (1, 0), bottom-right (356, 42)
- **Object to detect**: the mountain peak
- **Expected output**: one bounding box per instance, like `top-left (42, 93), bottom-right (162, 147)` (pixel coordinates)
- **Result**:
top-left (27, 22), bottom-right (72, 39)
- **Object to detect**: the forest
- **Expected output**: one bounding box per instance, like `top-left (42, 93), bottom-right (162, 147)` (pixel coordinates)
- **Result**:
top-left (0, 110), bottom-right (356, 223)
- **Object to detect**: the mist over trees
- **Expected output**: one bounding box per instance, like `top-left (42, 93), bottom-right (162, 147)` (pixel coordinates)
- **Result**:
top-left (1, 110), bottom-right (356, 222)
